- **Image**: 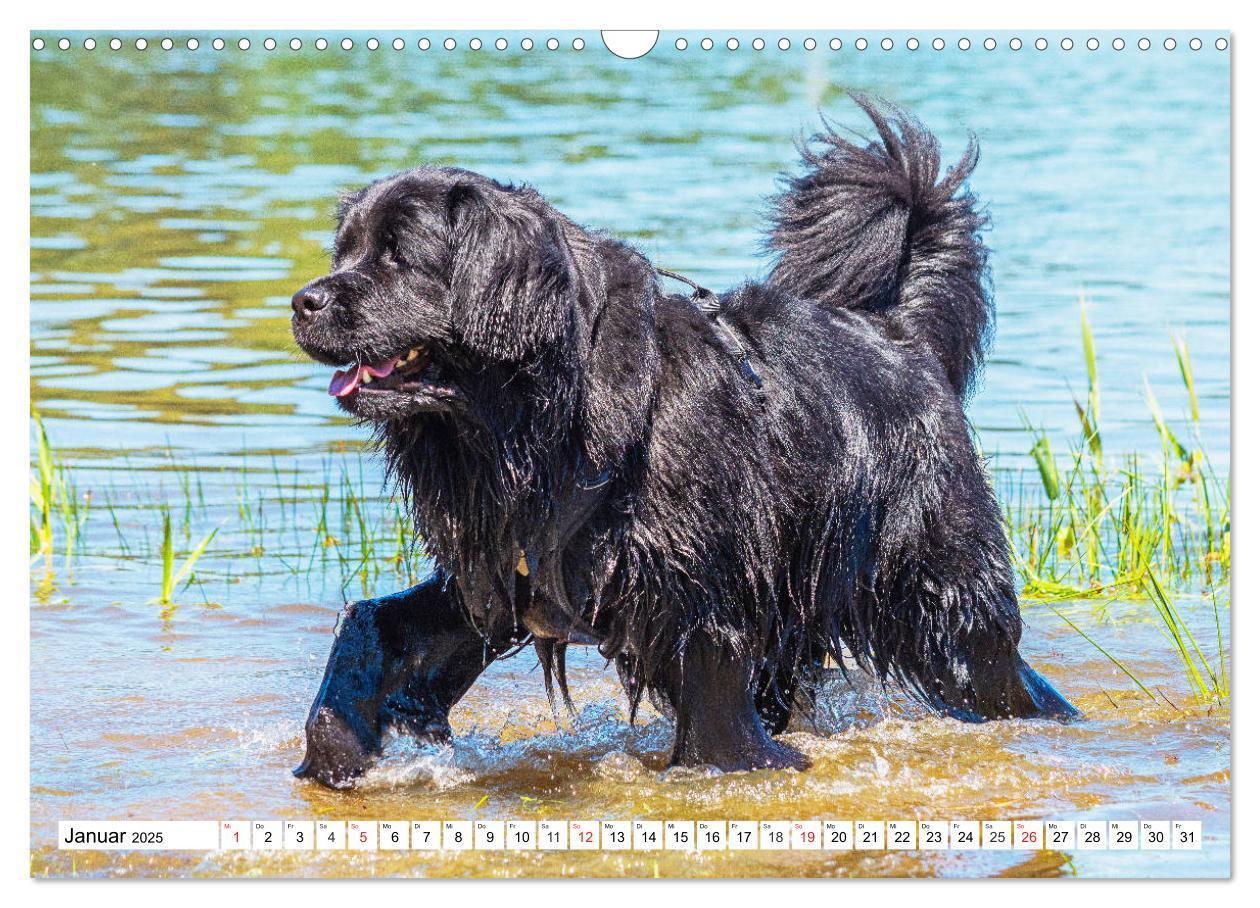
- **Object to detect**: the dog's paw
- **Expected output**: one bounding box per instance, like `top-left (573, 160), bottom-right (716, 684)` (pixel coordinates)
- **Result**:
top-left (293, 707), bottom-right (378, 789)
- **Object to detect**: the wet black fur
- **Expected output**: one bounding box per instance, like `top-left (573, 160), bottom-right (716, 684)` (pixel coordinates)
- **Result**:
top-left (291, 96), bottom-right (1078, 788)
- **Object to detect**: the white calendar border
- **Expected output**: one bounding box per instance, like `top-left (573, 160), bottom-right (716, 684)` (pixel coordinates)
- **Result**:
top-left (9, 0), bottom-right (1246, 903)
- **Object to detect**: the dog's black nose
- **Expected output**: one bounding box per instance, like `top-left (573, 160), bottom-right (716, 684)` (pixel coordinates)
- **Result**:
top-left (291, 285), bottom-right (331, 319)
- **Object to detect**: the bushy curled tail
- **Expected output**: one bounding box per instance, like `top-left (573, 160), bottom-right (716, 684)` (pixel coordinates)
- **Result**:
top-left (767, 95), bottom-right (991, 396)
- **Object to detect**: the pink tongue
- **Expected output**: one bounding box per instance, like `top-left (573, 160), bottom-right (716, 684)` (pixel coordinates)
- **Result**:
top-left (328, 359), bottom-right (395, 397)
top-left (328, 368), bottom-right (360, 397)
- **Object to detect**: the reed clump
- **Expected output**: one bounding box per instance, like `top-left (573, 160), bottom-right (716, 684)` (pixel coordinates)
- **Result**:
top-left (1001, 300), bottom-right (1229, 703)
top-left (29, 410), bottom-right (89, 570)
top-left (1004, 303), bottom-right (1228, 599)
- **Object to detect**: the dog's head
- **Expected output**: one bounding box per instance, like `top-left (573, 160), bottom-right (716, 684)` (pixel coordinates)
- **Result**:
top-left (291, 167), bottom-right (588, 425)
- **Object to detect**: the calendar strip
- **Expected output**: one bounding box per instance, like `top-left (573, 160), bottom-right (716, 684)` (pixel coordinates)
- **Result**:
top-left (58, 819), bottom-right (1202, 852)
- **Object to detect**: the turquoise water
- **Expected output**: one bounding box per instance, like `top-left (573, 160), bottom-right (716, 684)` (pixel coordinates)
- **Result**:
top-left (31, 31), bottom-right (1230, 464)
top-left (30, 34), bottom-right (1231, 878)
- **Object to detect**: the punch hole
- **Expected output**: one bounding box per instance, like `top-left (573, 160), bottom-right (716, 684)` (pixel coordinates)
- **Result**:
top-left (57, 37), bottom-right (70, 50)
top-left (856, 38), bottom-right (868, 51)
top-left (727, 38), bottom-right (739, 50)
top-left (136, 38), bottom-right (148, 50)
top-left (932, 38), bottom-right (944, 50)
top-left (417, 38), bottom-right (430, 50)
top-left (601, 31), bottom-right (658, 58)
top-left (547, 38), bottom-right (559, 50)
top-left (111, 38), bottom-right (123, 50)
top-left (237, 38), bottom-right (249, 51)
top-left (85, 38), bottom-right (97, 50)
top-left (342, 38), bottom-right (354, 51)
top-left (162, 38), bottom-right (173, 50)
top-left (803, 38), bottom-right (816, 50)
top-left (263, 38), bottom-right (276, 51)
top-left (1215, 38), bottom-right (1228, 50)
top-left (494, 38), bottom-right (507, 51)
top-left (881, 38), bottom-right (893, 51)
top-left (186, 38), bottom-right (198, 50)
top-left (367, 38), bottom-right (380, 50)
top-left (213, 38), bottom-right (225, 50)
top-left (572, 37), bottom-right (585, 50)
top-left (1036, 38), bottom-right (1048, 51)
top-left (831, 38), bottom-right (843, 50)
top-left (445, 38), bottom-right (457, 51)
top-left (521, 38), bottom-right (533, 50)
top-left (675, 38), bottom-right (687, 51)
top-left (469, 38), bottom-right (482, 50)
top-left (983, 38), bottom-right (996, 50)
top-left (753, 38), bottom-right (765, 51)
top-left (778, 38), bottom-right (790, 50)
top-left (1112, 38), bottom-right (1124, 50)
top-left (906, 38), bottom-right (919, 50)
top-left (1061, 37), bottom-right (1074, 51)
top-left (700, 37), bottom-right (714, 51)
top-left (1164, 38), bottom-right (1176, 51)
top-left (1087, 38), bottom-right (1099, 50)
top-left (957, 38), bottom-right (970, 51)
top-left (1009, 38), bottom-right (1021, 51)
top-left (1190, 38), bottom-right (1202, 50)
top-left (290, 38), bottom-right (302, 51)
top-left (32, 38), bottom-right (44, 50)
top-left (1138, 38), bottom-right (1151, 50)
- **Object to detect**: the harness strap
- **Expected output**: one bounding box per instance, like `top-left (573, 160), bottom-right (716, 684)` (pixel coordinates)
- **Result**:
top-left (655, 268), bottom-right (764, 390)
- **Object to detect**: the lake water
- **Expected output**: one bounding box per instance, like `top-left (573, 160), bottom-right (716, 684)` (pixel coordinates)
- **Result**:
top-left (29, 32), bottom-right (1231, 878)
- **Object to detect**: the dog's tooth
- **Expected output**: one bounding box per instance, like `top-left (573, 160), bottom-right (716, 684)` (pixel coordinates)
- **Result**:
top-left (406, 348), bottom-right (419, 361)
top-left (362, 373), bottom-right (373, 384)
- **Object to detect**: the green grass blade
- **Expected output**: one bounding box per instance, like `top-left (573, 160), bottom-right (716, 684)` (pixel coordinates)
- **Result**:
top-left (1045, 602), bottom-right (1156, 701)
top-left (1143, 377), bottom-right (1191, 464)
top-left (1029, 434), bottom-right (1061, 501)
top-left (160, 510), bottom-right (174, 604)
top-left (171, 525), bottom-right (220, 592)
top-left (1080, 297), bottom-right (1101, 428)
top-left (1172, 335), bottom-right (1200, 424)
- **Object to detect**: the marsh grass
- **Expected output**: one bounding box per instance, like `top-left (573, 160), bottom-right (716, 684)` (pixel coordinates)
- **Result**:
top-left (30, 429), bottom-right (416, 605)
top-left (29, 411), bottom-right (89, 572)
top-left (154, 508), bottom-right (220, 609)
top-left (28, 311), bottom-right (1230, 700)
top-left (1004, 303), bottom-right (1228, 600)
top-left (999, 302), bottom-right (1229, 703)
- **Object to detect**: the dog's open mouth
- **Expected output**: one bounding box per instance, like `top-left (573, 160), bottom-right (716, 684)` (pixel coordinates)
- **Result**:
top-left (328, 346), bottom-right (452, 399)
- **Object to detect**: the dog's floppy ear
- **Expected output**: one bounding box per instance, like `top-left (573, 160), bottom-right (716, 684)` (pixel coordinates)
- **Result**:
top-left (446, 182), bottom-right (576, 361)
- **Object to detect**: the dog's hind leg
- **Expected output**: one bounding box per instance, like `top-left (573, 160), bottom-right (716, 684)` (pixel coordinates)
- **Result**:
top-left (873, 564), bottom-right (1080, 723)
top-left (662, 633), bottom-right (809, 772)
top-left (926, 622), bottom-right (1080, 722)
top-left (294, 572), bottom-right (500, 788)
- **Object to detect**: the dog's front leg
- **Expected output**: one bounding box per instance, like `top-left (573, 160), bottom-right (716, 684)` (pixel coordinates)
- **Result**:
top-left (664, 634), bottom-right (809, 772)
top-left (294, 572), bottom-right (495, 788)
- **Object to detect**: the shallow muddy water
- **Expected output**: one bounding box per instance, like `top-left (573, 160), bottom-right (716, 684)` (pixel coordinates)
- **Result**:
top-left (30, 593), bottom-right (1230, 878)
top-left (30, 33), bottom-right (1230, 878)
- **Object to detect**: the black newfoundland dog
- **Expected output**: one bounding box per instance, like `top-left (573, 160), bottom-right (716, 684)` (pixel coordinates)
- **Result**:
top-left (290, 97), bottom-right (1077, 788)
